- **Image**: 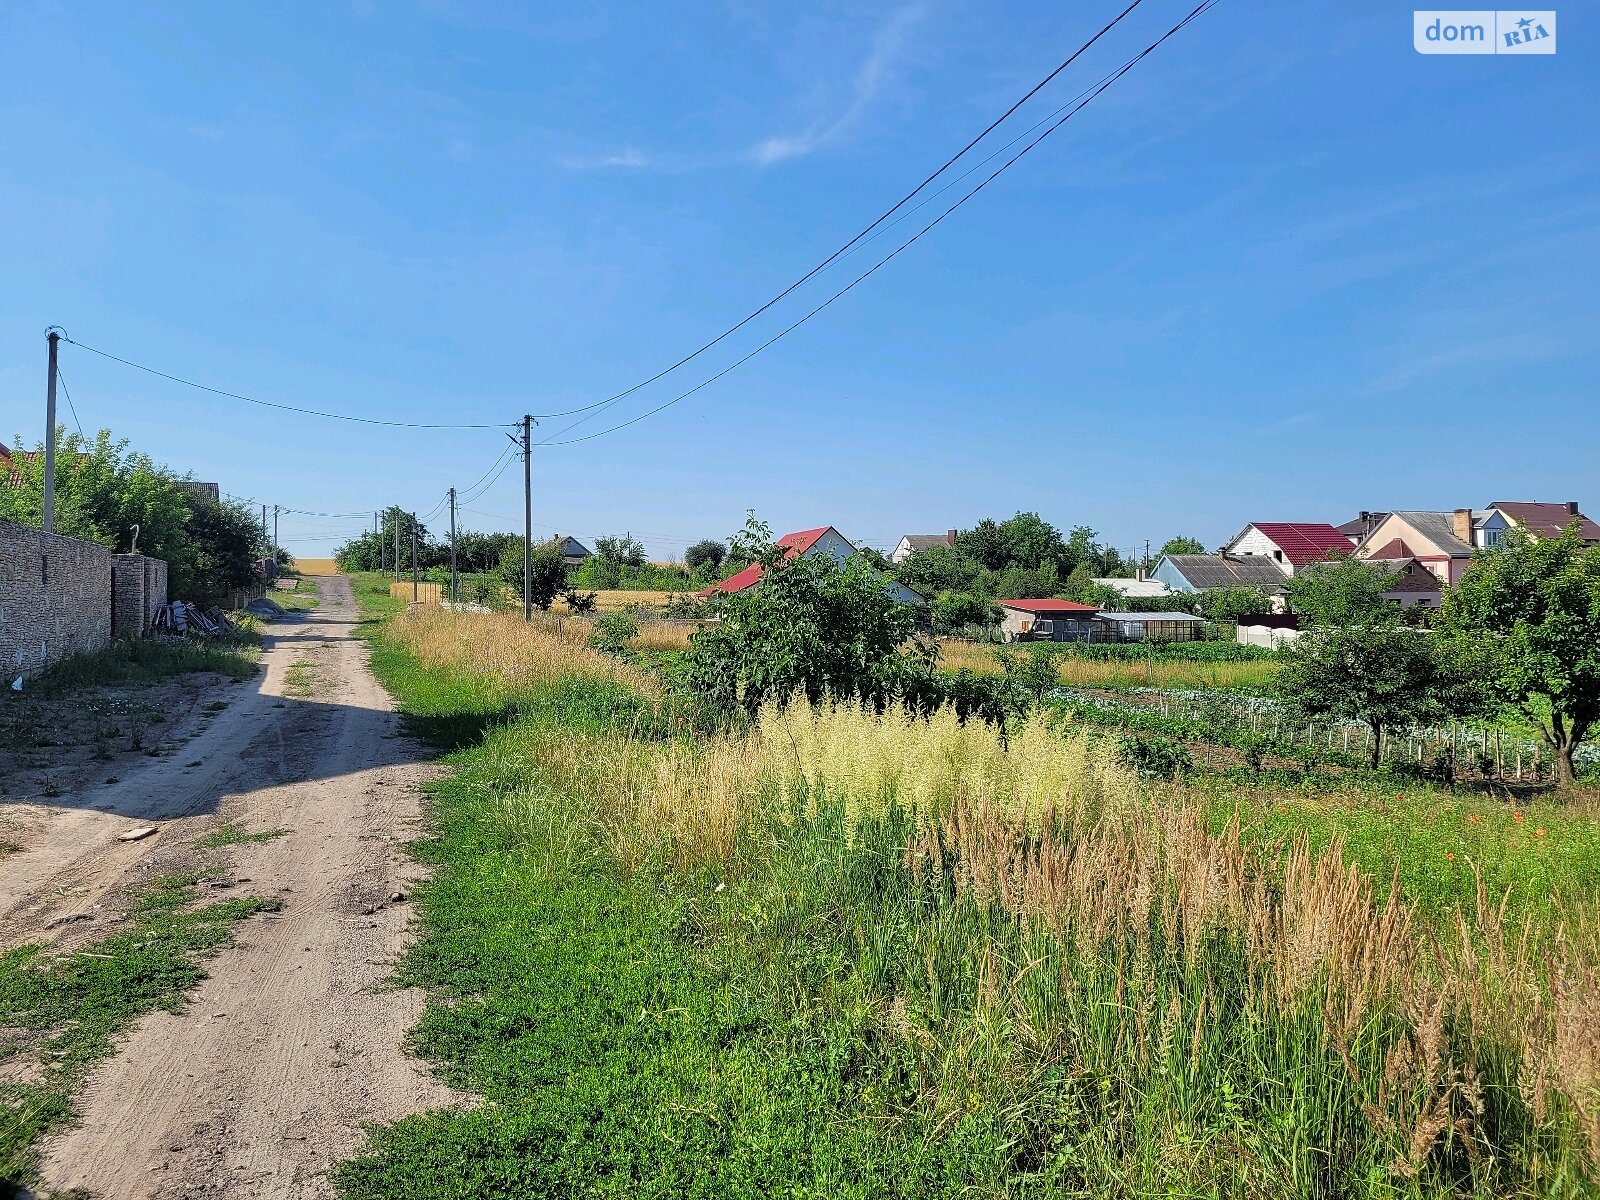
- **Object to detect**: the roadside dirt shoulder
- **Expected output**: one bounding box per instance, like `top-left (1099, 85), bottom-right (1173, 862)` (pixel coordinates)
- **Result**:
top-left (25, 575), bottom-right (459, 1199)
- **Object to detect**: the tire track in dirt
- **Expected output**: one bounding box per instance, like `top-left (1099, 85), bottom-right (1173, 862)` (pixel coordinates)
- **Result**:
top-left (26, 577), bottom-right (460, 1198)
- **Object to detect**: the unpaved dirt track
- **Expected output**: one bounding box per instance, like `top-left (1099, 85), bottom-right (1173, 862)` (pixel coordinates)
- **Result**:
top-left (12, 577), bottom-right (458, 1198)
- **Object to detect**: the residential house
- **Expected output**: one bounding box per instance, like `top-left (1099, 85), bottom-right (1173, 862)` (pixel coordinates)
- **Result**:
top-left (705, 525), bottom-right (926, 605)
top-left (548, 535), bottom-right (591, 568)
top-left (1150, 553), bottom-right (1288, 597)
top-left (889, 529), bottom-right (957, 563)
top-left (1090, 571), bottom-right (1172, 602)
top-left (997, 599), bottom-right (1100, 642)
top-left (1094, 611), bottom-right (1206, 643)
top-left (1485, 500), bottom-right (1600, 545)
top-left (1351, 511), bottom-right (1481, 586)
top-left (1222, 522), bottom-right (1353, 576)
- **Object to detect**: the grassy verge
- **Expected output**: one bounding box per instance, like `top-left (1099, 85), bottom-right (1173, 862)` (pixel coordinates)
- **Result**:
top-left (21, 630), bottom-right (261, 695)
top-left (0, 877), bottom-right (279, 1194)
top-left (335, 601), bottom-right (1600, 1198)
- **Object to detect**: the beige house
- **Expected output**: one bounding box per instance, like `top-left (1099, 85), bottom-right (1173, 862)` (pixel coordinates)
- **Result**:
top-left (1352, 511), bottom-right (1482, 586)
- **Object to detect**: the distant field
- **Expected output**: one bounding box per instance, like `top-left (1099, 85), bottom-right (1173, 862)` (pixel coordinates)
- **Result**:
top-left (293, 557), bottom-right (339, 576)
top-left (553, 589), bottom-right (687, 613)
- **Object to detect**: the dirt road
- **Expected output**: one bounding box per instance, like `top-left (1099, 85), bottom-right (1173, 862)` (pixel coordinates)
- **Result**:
top-left (4, 576), bottom-right (456, 1198)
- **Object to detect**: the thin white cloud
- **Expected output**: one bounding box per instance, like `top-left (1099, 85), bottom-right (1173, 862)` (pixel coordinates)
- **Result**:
top-left (558, 145), bottom-right (653, 170)
top-left (750, 3), bottom-right (926, 165)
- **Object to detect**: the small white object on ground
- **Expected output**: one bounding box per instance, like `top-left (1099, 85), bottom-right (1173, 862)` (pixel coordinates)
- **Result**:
top-left (118, 826), bottom-right (159, 843)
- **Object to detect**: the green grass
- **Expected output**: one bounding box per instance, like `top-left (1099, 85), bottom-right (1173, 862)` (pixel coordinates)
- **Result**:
top-left (195, 822), bottom-right (290, 850)
top-left (25, 629), bottom-right (261, 694)
top-left (1196, 776), bottom-right (1600, 926)
top-left (337, 589), bottom-right (1600, 1199)
top-left (274, 573), bottom-right (322, 612)
top-left (0, 877), bottom-right (279, 1194)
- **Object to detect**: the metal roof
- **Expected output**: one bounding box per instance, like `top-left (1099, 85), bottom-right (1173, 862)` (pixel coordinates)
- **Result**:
top-left (998, 599), bottom-right (1099, 614)
top-left (1385, 511), bottom-right (1474, 556)
top-left (1490, 501), bottom-right (1600, 541)
top-left (1092, 577), bottom-right (1171, 597)
top-left (1245, 522), bottom-right (1354, 565)
top-left (1161, 554), bottom-right (1287, 590)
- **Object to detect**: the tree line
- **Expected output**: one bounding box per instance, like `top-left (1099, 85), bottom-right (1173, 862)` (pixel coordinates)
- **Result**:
top-left (2, 429), bottom-right (276, 604)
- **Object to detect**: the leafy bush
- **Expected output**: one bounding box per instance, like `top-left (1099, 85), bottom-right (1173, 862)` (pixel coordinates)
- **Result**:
top-left (589, 610), bottom-right (640, 654)
top-left (1117, 732), bottom-right (1193, 779)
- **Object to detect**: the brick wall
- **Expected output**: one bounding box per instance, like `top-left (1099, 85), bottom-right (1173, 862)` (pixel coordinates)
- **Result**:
top-left (0, 518), bottom-right (114, 679)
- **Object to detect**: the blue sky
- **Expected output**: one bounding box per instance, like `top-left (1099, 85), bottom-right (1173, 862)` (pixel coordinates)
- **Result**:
top-left (2, 2), bottom-right (1596, 560)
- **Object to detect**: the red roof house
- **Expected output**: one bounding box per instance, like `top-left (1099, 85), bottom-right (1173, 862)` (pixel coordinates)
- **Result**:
top-left (702, 525), bottom-right (927, 605)
top-left (1488, 501), bottom-right (1600, 543)
top-left (1223, 522), bottom-right (1353, 576)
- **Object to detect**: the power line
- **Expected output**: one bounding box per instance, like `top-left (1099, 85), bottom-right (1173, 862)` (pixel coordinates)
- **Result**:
top-left (457, 443), bottom-right (518, 506)
top-left (56, 332), bottom-right (515, 430)
top-left (538, 1), bottom-right (1216, 448)
top-left (53, 365), bottom-right (85, 437)
top-left (523, 0), bottom-right (1150, 426)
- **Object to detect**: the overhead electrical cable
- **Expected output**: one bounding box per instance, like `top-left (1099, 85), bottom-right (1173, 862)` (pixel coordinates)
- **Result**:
top-left (538, 0), bottom-right (1217, 448)
top-left (56, 333), bottom-right (515, 430)
top-left (521, 0), bottom-right (1149, 424)
top-left (54, 366), bottom-right (85, 436)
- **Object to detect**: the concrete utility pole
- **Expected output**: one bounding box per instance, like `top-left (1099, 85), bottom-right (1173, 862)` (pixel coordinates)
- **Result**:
top-left (272, 505), bottom-right (280, 568)
top-left (522, 414), bottom-right (533, 622)
top-left (393, 511), bottom-right (401, 581)
top-left (410, 514), bottom-right (419, 602)
top-left (447, 486), bottom-right (458, 605)
top-left (43, 330), bottom-right (59, 534)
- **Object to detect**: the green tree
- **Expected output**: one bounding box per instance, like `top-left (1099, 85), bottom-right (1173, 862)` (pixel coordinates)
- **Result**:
top-left (1440, 528), bottom-right (1600, 785)
top-left (725, 511), bottom-right (775, 571)
top-left (1277, 558), bottom-right (1476, 770)
top-left (499, 540), bottom-right (568, 610)
top-left (593, 533), bottom-right (646, 570)
top-left (896, 545), bottom-right (980, 596)
top-left (684, 552), bottom-right (927, 715)
top-left (930, 591), bottom-right (1000, 634)
top-left (684, 540), bottom-right (726, 572)
top-left (1199, 585), bottom-right (1276, 623)
top-left (1162, 535), bottom-right (1207, 556)
top-left (1285, 558), bottom-right (1393, 626)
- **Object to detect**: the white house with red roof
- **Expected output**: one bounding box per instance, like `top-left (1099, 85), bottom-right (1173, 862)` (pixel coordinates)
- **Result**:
top-left (1222, 522), bottom-right (1353, 577)
top-left (703, 525), bottom-right (926, 605)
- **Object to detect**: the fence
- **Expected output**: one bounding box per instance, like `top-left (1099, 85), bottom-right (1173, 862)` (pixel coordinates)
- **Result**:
top-left (1059, 686), bottom-right (1583, 785)
top-left (391, 580), bottom-right (444, 606)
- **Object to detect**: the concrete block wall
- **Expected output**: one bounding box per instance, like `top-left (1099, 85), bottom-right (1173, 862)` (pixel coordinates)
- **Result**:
top-left (0, 518), bottom-right (114, 679)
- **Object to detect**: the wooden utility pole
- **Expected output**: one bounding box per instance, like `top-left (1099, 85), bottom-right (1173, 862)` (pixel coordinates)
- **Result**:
top-left (411, 514), bottom-right (419, 602)
top-left (522, 414), bottom-right (533, 622)
top-left (43, 330), bottom-right (59, 533)
top-left (448, 487), bottom-right (458, 605)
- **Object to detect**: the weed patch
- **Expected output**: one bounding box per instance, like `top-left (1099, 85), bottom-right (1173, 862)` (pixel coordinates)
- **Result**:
top-left (0, 877), bottom-right (278, 1193)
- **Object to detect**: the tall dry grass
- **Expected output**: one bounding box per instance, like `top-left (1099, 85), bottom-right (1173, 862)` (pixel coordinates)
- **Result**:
top-left (388, 606), bottom-right (660, 699)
